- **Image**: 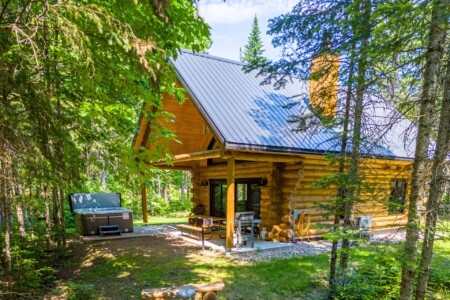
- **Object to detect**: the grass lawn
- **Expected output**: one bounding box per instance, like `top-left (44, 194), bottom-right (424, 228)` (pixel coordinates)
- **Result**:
top-left (55, 234), bottom-right (449, 300)
top-left (133, 216), bottom-right (189, 226)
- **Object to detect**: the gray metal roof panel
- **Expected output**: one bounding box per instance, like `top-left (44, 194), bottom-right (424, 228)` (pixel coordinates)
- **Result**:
top-left (170, 50), bottom-right (416, 159)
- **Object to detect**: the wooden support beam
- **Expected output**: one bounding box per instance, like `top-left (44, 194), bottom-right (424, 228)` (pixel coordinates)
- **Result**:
top-left (152, 149), bottom-right (223, 166)
top-left (226, 157), bottom-right (235, 250)
top-left (150, 165), bottom-right (193, 171)
top-left (222, 151), bottom-right (303, 163)
top-left (141, 184), bottom-right (148, 224)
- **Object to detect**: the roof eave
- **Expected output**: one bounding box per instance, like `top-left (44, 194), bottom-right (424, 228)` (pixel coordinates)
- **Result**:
top-left (224, 141), bottom-right (414, 162)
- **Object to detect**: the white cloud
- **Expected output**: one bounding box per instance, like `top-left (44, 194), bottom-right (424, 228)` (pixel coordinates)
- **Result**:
top-left (198, 0), bottom-right (297, 25)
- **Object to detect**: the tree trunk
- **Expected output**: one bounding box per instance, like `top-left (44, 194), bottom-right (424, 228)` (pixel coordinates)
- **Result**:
top-left (1, 160), bottom-right (13, 299)
top-left (52, 186), bottom-right (61, 245)
top-left (59, 187), bottom-right (66, 245)
top-left (164, 185), bottom-right (169, 204)
top-left (28, 183), bottom-right (35, 238)
top-left (141, 184), bottom-right (148, 224)
top-left (399, 1), bottom-right (449, 299)
top-left (340, 0), bottom-right (371, 270)
top-left (15, 204), bottom-right (26, 238)
top-left (329, 44), bottom-right (355, 288)
top-left (12, 163), bottom-right (26, 238)
top-left (415, 53), bottom-right (450, 300)
top-left (180, 172), bottom-right (185, 206)
top-left (44, 184), bottom-right (52, 244)
top-left (100, 149), bottom-right (107, 191)
top-left (157, 174), bottom-right (162, 197)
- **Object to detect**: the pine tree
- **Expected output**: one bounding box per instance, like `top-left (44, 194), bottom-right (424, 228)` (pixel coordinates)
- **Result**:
top-left (241, 15), bottom-right (266, 70)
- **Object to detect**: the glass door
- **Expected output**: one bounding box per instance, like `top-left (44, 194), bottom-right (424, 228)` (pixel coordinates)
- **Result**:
top-left (210, 178), bottom-right (261, 218)
top-left (210, 180), bottom-right (227, 217)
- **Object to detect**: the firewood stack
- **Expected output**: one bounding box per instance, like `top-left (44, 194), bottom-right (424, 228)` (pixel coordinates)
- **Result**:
top-left (266, 168), bottom-right (305, 242)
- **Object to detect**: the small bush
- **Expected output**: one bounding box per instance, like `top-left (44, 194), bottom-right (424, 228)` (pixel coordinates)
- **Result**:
top-left (67, 281), bottom-right (94, 300)
top-left (428, 264), bottom-right (450, 296)
top-left (332, 250), bottom-right (401, 300)
top-left (148, 195), bottom-right (192, 216)
top-left (10, 247), bottom-right (57, 293)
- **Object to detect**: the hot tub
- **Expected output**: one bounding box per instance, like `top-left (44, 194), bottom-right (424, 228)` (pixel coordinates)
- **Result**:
top-left (69, 193), bottom-right (133, 236)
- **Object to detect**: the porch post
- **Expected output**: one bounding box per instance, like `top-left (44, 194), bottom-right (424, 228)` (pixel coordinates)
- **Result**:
top-left (141, 184), bottom-right (148, 224)
top-left (226, 157), bottom-right (235, 250)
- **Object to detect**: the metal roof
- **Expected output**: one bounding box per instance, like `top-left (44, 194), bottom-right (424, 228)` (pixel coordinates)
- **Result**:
top-left (170, 50), bottom-right (416, 160)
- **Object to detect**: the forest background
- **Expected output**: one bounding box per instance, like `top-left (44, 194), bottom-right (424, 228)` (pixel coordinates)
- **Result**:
top-left (0, 1), bottom-right (449, 300)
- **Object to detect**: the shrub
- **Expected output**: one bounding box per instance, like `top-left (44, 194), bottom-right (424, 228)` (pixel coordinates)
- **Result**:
top-left (67, 281), bottom-right (94, 300)
top-left (428, 262), bottom-right (450, 296)
top-left (9, 245), bottom-right (57, 294)
top-left (332, 250), bottom-right (401, 300)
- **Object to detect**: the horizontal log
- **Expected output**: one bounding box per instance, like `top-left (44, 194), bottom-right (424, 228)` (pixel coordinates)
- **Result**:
top-left (222, 151), bottom-right (303, 163)
top-left (373, 214), bottom-right (407, 222)
top-left (282, 187), bottom-right (336, 195)
top-left (373, 219), bottom-right (408, 227)
top-left (283, 195), bottom-right (329, 203)
top-left (153, 149), bottom-right (222, 165)
top-left (201, 162), bottom-right (271, 171)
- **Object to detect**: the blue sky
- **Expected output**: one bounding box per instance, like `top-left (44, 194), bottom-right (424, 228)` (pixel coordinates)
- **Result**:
top-left (198, 0), bottom-right (297, 61)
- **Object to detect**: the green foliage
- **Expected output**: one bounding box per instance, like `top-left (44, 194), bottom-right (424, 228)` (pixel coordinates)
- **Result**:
top-left (0, 238), bottom-right (61, 295)
top-left (427, 240), bottom-right (450, 297)
top-left (67, 281), bottom-right (95, 300)
top-left (332, 250), bottom-right (402, 300)
top-left (10, 249), bottom-right (56, 292)
top-left (56, 237), bottom-right (449, 300)
top-left (0, 0), bottom-right (210, 296)
top-left (148, 195), bottom-right (192, 217)
top-left (428, 267), bottom-right (450, 297)
top-left (241, 15), bottom-right (267, 71)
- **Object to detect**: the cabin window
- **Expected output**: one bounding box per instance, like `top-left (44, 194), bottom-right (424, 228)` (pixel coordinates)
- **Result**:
top-left (209, 178), bottom-right (261, 218)
top-left (388, 180), bottom-right (408, 214)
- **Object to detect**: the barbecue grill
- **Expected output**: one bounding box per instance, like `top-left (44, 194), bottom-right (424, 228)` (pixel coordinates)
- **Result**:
top-left (69, 193), bottom-right (133, 236)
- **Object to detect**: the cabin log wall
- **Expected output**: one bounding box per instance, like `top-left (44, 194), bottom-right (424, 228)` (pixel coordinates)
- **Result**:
top-left (188, 154), bottom-right (413, 239)
top-left (280, 155), bottom-right (411, 237)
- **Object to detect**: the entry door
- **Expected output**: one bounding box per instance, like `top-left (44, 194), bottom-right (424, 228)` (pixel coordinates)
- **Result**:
top-left (210, 180), bottom-right (227, 218)
top-left (210, 178), bottom-right (261, 218)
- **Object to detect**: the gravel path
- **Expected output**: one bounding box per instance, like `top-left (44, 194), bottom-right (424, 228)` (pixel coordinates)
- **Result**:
top-left (231, 240), bottom-right (334, 262)
top-left (230, 230), bottom-right (409, 263)
top-left (142, 225), bottom-right (409, 263)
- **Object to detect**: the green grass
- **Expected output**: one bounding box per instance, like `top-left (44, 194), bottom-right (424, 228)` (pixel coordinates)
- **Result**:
top-left (57, 227), bottom-right (449, 299)
top-left (59, 236), bottom-right (330, 299)
top-left (133, 216), bottom-right (188, 226)
top-left (428, 239), bottom-right (450, 299)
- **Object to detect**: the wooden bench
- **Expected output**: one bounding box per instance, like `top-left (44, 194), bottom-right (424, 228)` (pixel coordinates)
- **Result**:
top-left (142, 281), bottom-right (225, 300)
top-left (176, 218), bottom-right (213, 250)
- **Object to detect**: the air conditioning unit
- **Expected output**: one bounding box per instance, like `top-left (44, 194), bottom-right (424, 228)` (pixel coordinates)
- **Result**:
top-left (357, 216), bottom-right (372, 239)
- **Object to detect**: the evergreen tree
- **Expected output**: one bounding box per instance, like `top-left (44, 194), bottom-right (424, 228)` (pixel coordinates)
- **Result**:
top-left (0, 0), bottom-right (210, 295)
top-left (241, 15), bottom-right (266, 70)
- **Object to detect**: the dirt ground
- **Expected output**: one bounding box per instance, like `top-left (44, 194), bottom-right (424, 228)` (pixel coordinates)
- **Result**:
top-left (54, 235), bottom-right (233, 299)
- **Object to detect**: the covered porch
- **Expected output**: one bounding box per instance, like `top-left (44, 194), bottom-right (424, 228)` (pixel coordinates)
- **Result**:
top-left (143, 149), bottom-right (303, 250)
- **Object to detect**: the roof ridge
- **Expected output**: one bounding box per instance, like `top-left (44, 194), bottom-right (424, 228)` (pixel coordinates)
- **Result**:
top-left (179, 49), bottom-right (244, 66)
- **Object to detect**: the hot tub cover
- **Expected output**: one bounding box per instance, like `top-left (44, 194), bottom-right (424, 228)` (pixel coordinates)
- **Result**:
top-left (69, 193), bottom-right (123, 213)
top-left (72, 207), bottom-right (133, 214)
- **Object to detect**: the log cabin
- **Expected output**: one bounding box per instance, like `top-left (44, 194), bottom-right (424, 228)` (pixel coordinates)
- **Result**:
top-left (133, 50), bottom-right (417, 249)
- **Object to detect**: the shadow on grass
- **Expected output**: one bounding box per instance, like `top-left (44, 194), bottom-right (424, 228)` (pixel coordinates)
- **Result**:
top-left (62, 235), bottom-right (330, 299)
top-left (58, 234), bottom-right (450, 300)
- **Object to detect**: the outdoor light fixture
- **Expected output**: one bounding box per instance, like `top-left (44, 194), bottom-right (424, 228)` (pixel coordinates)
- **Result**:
top-left (257, 178), bottom-right (268, 187)
top-left (200, 180), bottom-right (209, 186)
